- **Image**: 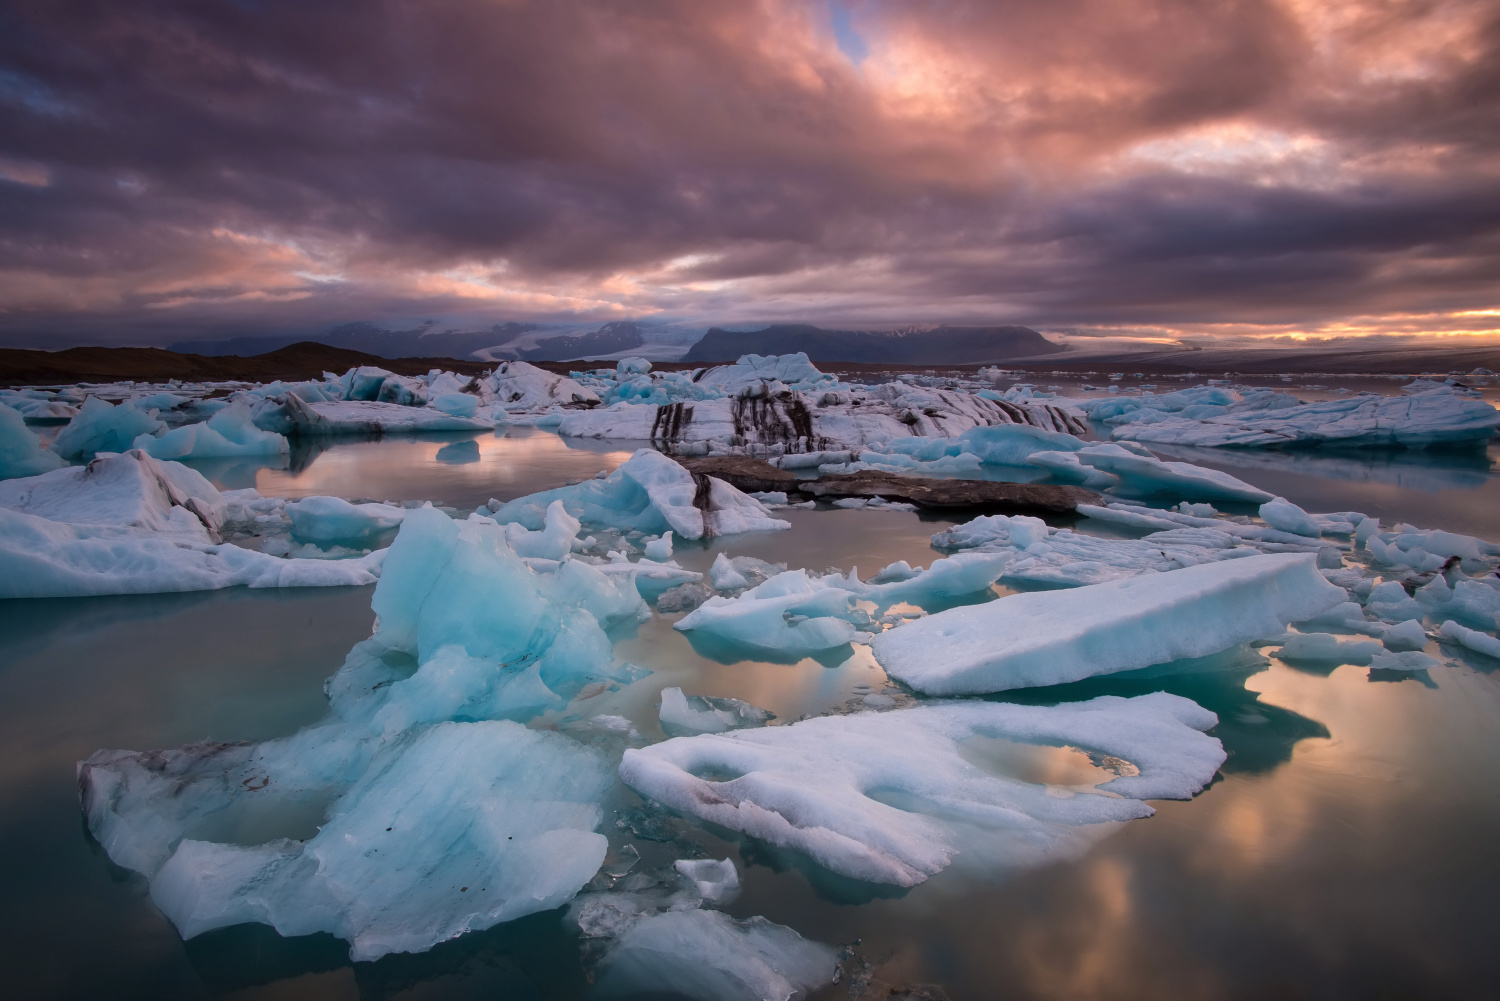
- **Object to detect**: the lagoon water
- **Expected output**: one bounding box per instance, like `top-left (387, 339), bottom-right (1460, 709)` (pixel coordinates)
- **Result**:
top-left (3, 424), bottom-right (1498, 999)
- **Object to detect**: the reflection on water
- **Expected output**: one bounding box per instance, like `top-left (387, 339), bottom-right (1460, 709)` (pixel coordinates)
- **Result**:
top-left (4, 429), bottom-right (1500, 998)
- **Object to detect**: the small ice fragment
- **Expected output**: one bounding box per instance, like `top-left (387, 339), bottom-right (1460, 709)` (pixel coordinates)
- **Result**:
top-left (673, 858), bottom-right (739, 904)
top-left (1276, 633), bottom-right (1382, 665)
top-left (643, 531), bottom-right (674, 561)
top-left (862, 693), bottom-right (896, 709)
top-left (658, 687), bottom-right (774, 735)
top-left (1369, 650), bottom-right (1440, 672)
top-left (709, 553), bottom-right (750, 591)
top-left (1259, 498), bottom-right (1322, 538)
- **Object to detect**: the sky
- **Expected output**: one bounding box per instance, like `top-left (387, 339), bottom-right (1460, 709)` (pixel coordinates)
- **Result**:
top-left (1, 0), bottom-right (1497, 349)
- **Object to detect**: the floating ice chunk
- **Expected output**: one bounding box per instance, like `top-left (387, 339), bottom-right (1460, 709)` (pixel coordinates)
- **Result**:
top-left (872, 554), bottom-right (1345, 694)
top-left (1381, 619), bottom-right (1429, 652)
top-left (429, 392), bottom-right (479, 417)
top-left (0, 404), bottom-right (66, 479)
top-left (949, 424), bottom-right (1085, 465)
top-left (617, 356), bottom-right (653, 376)
top-left (696, 352), bottom-right (835, 396)
top-left (491, 449), bottom-right (788, 540)
top-left (594, 908), bottom-right (835, 1001)
top-left (1365, 581), bottom-right (1425, 622)
top-left (0, 449), bottom-right (225, 542)
top-left (52, 397), bottom-right (166, 460)
top-left (643, 531), bottom-right (674, 561)
top-left (673, 858), bottom-right (739, 904)
top-left (1259, 497), bottom-right (1321, 537)
top-left (1416, 578), bottom-right (1500, 629)
top-left (709, 552), bottom-right (750, 591)
top-left (675, 569), bottom-right (869, 657)
top-left (483, 360), bottom-right (601, 410)
top-left (133, 401), bottom-right (290, 459)
top-left (1439, 620), bottom-right (1500, 659)
top-left (133, 721), bottom-right (609, 962)
top-left (1275, 633), bottom-right (1382, 664)
top-left (850, 552), bottom-right (1010, 606)
top-left (1076, 444), bottom-right (1274, 502)
top-left (620, 694), bottom-right (1224, 886)
top-left (503, 499), bottom-right (581, 561)
top-left (1369, 650), bottom-right (1440, 671)
top-left (286, 496), bottom-right (408, 542)
top-left (1027, 449), bottom-right (1120, 489)
top-left (0, 506), bottom-right (386, 598)
top-left (658, 687), bottom-right (774, 735)
top-left (260, 394), bottom-right (493, 435)
top-left (1111, 390), bottom-right (1500, 448)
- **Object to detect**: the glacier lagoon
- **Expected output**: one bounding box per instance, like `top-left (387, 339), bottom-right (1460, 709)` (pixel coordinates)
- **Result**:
top-left (2, 372), bottom-right (1500, 999)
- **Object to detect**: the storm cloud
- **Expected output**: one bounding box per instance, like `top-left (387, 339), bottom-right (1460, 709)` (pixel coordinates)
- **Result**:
top-left (0, 0), bottom-right (1497, 345)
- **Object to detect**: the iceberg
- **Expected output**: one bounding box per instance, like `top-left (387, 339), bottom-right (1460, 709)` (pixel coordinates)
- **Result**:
top-left (1275, 633), bottom-right (1383, 665)
top-left (1439, 619), bottom-right (1500, 659)
top-left (620, 694), bottom-right (1224, 885)
top-left (133, 401), bottom-right (289, 460)
top-left (482, 361), bottom-right (601, 411)
top-left (256, 394), bottom-right (492, 436)
top-left (78, 507), bottom-right (642, 960)
top-left (871, 554), bottom-right (1346, 694)
top-left (1258, 497), bottom-right (1322, 537)
top-left (489, 449), bottom-right (788, 540)
top-left (51, 397), bottom-right (166, 460)
top-left (1110, 389), bottom-right (1500, 449)
top-left (0, 404), bottom-right (66, 479)
top-left (595, 909), bottom-right (836, 1001)
top-left (285, 496), bottom-right (409, 542)
top-left (674, 569), bottom-right (871, 657)
top-left (1073, 444), bottom-right (1274, 502)
top-left (658, 687), bottom-right (775, 735)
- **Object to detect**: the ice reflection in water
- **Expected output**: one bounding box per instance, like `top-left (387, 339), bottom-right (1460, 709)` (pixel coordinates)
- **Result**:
top-left (2, 429), bottom-right (1499, 998)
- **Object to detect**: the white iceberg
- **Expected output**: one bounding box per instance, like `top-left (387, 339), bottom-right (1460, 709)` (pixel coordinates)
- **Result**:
top-left (1258, 497), bottom-right (1322, 537)
top-left (1275, 633), bottom-right (1383, 664)
top-left (620, 694), bottom-right (1224, 886)
top-left (674, 569), bottom-right (870, 657)
top-left (490, 449), bottom-right (788, 540)
top-left (872, 554), bottom-right (1346, 694)
top-left (658, 687), bottom-right (774, 735)
top-left (1074, 444), bottom-right (1274, 502)
top-left (285, 495), bottom-right (409, 542)
top-left (1439, 619), bottom-right (1500, 659)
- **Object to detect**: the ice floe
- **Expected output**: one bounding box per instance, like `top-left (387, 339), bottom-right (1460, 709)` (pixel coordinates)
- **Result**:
top-left (620, 694), bottom-right (1224, 885)
top-left (52, 397), bottom-right (166, 460)
top-left (872, 554), bottom-right (1345, 694)
top-left (488, 449), bottom-right (788, 540)
top-left (133, 400), bottom-right (289, 460)
top-left (658, 687), bottom-right (775, 735)
top-left (0, 404), bottom-right (66, 479)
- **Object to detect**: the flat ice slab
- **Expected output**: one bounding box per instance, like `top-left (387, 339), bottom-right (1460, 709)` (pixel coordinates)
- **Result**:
top-left (872, 553), bottom-right (1346, 694)
top-left (620, 693), bottom-right (1224, 886)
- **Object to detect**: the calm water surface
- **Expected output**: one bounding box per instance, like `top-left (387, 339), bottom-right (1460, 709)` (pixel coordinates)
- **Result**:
top-left (2, 423), bottom-right (1498, 999)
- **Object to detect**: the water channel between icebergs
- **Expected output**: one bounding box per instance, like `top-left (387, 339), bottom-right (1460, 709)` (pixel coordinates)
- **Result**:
top-left (2, 425), bottom-right (1499, 999)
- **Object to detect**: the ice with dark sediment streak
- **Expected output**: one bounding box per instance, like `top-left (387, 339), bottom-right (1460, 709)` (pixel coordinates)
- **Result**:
top-left (620, 693), bottom-right (1224, 886)
top-left (872, 554), bottom-right (1346, 695)
top-left (77, 508), bottom-right (651, 960)
top-left (658, 687), bottom-right (774, 735)
top-left (489, 449), bottom-right (788, 540)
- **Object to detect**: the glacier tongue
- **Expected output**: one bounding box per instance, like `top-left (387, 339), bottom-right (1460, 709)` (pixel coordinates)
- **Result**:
top-left (872, 553), bottom-right (1346, 695)
top-left (77, 506), bottom-right (638, 960)
top-left (619, 694), bottom-right (1224, 886)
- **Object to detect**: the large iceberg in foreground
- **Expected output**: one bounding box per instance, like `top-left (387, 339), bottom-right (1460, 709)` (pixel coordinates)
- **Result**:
top-left (0, 404), bottom-right (66, 480)
top-left (490, 449), bottom-right (788, 540)
top-left (620, 693), bottom-right (1224, 886)
top-left (78, 508), bottom-right (641, 960)
top-left (872, 554), bottom-right (1345, 694)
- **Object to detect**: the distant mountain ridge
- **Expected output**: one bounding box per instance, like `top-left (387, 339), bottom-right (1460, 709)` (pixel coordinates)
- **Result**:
top-left (171, 320), bottom-right (646, 362)
top-left (682, 324), bottom-right (1061, 364)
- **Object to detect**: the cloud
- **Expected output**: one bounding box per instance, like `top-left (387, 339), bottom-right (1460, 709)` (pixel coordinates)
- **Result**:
top-left (0, 0), bottom-right (1496, 346)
